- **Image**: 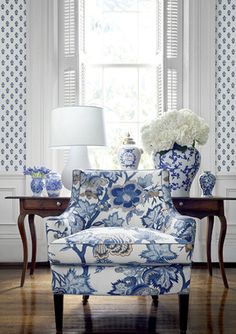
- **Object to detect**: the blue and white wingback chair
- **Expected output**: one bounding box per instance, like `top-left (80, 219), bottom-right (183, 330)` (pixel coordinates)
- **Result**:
top-left (45, 169), bottom-right (196, 333)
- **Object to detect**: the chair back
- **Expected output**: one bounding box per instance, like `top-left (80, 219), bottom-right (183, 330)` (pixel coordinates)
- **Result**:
top-left (67, 169), bottom-right (173, 231)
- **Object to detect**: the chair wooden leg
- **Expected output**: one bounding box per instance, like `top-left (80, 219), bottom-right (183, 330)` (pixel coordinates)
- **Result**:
top-left (179, 292), bottom-right (189, 334)
top-left (54, 294), bottom-right (64, 333)
top-left (151, 295), bottom-right (159, 306)
top-left (82, 295), bottom-right (90, 305)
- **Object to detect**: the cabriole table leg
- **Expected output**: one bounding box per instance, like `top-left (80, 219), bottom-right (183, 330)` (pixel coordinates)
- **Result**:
top-left (207, 216), bottom-right (214, 276)
top-left (218, 215), bottom-right (229, 288)
top-left (28, 214), bottom-right (36, 275)
top-left (17, 213), bottom-right (27, 287)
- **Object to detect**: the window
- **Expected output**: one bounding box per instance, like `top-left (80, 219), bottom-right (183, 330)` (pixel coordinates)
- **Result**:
top-left (59, 0), bottom-right (183, 168)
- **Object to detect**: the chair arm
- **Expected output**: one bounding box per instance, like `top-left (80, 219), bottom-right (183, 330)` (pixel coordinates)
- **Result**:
top-left (45, 212), bottom-right (72, 245)
top-left (45, 208), bottom-right (84, 244)
top-left (163, 209), bottom-right (196, 244)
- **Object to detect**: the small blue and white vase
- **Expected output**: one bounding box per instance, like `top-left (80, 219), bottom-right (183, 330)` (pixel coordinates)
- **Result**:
top-left (117, 133), bottom-right (143, 170)
top-left (46, 172), bottom-right (62, 197)
top-left (30, 177), bottom-right (45, 197)
top-left (199, 171), bottom-right (216, 197)
top-left (153, 146), bottom-right (201, 197)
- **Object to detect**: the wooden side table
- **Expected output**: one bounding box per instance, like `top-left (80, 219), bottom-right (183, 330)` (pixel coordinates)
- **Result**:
top-left (6, 196), bottom-right (70, 287)
top-left (173, 197), bottom-right (231, 289)
top-left (6, 196), bottom-right (233, 288)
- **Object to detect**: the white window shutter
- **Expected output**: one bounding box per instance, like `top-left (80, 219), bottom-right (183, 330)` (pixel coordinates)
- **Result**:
top-left (63, 70), bottom-right (76, 105)
top-left (157, 65), bottom-right (164, 116)
top-left (59, 0), bottom-right (79, 106)
top-left (58, 0), bottom-right (81, 168)
top-left (163, 0), bottom-right (183, 111)
top-left (156, 0), bottom-right (164, 116)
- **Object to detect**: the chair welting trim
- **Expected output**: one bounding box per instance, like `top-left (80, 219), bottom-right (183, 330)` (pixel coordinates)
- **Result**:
top-left (45, 169), bottom-right (196, 333)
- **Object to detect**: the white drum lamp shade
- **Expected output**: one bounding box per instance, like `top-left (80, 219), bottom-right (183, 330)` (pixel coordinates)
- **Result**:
top-left (51, 106), bottom-right (106, 190)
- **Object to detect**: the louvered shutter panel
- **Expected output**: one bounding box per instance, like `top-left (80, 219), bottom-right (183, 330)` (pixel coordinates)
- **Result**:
top-left (163, 0), bottom-right (183, 111)
top-left (59, 0), bottom-right (78, 106)
top-left (58, 0), bottom-right (81, 168)
top-left (156, 0), bottom-right (164, 116)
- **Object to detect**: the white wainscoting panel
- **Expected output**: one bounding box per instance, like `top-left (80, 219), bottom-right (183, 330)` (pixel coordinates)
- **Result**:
top-left (192, 220), bottom-right (208, 262)
top-left (213, 177), bottom-right (236, 262)
top-left (0, 174), bottom-right (48, 262)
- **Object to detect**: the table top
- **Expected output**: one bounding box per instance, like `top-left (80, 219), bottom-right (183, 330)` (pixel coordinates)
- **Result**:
top-left (5, 196), bottom-right (70, 200)
top-left (5, 196), bottom-right (236, 200)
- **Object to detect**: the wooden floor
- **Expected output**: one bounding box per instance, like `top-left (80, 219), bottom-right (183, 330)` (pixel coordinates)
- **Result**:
top-left (0, 267), bottom-right (236, 334)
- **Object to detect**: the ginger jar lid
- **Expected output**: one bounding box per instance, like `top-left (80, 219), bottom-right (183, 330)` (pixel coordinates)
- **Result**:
top-left (123, 133), bottom-right (135, 145)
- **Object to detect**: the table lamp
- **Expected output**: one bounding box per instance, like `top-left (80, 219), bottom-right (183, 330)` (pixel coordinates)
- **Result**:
top-left (50, 106), bottom-right (106, 190)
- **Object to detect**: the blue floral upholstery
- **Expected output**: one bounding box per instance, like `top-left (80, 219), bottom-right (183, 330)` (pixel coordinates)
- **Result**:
top-left (45, 169), bottom-right (196, 332)
top-left (51, 264), bottom-right (191, 296)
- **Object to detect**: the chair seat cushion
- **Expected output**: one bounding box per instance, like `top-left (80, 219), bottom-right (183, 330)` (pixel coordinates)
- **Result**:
top-left (48, 227), bottom-right (193, 266)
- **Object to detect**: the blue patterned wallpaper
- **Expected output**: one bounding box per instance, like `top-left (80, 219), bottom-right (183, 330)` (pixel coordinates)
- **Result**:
top-left (215, 0), bottom-right (236, 173)
top-left (0, 0), bottom-right (26, 172)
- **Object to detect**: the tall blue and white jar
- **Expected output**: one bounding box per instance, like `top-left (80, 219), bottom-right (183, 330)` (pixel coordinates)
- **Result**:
top-left (117, 133), bottom-right (143, 170)
top-left (46, 172), bottom-right (62, 197)
top-left (199, 171), bottom-right (216, 197)
top-left (153, 146), bottom-right (201, 197)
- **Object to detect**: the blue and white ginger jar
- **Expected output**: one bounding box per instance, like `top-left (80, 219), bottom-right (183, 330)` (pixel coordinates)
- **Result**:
top-left (153, 147), bottom-right (201, 197)
top-left (117, 133), bottom-right (143, 170)
top-left (46, 172), bottom-right (62, 197)
top-left (31, 177), bottom-right (45, 197)
top-left (199, 171), bottom-right (216, 197)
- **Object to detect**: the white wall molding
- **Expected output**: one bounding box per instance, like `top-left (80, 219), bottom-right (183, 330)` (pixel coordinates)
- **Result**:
top-left (185, 0), bottom-right (216, 176)
top-left (183, 0), bottom-right (215, 202)
top-left (26, 0), bottom-right (59, 191)
top-left (213, 180), bottom-right (236, 261)
top-left (216, 174), bottom-right (236, 179)
top-left (183, 0), bottom-right (225, 262)
top-left (0, 175), bottom-right (25, 248)
top-left (22, 0), bottom-right (60, 262)
top-left (198, 0), bottom-right (216, 174)
top-left (0, 173), bottom-right (48, 261)
top-left (0, 174), bottom-right (25, 180)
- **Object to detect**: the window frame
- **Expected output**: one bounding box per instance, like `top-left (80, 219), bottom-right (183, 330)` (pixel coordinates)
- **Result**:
top-left (59, 0), bottom-right (184, 110)
top-left (57, 0), bottom-right (184, 169)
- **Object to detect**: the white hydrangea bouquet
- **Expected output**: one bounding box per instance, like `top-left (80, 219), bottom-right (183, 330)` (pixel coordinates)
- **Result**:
top-left (141, 109), bottom-right (209, 155)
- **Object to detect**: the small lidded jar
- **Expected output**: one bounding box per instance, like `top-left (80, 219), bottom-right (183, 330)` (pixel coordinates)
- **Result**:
top-left (117, 133), bottom-right (143, 170)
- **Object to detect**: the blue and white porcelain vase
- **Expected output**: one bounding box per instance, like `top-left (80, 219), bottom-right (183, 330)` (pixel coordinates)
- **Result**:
top-left (117, 133), bottom-right (143, 170)
top-left (153, 147), bottom-right (201, 197)
top-left (30, 177), bottom-right (45, 197)
top-left (199, 171), bottom-right (216, 197)
top-left (46, 172), bottom-right (62, 197)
